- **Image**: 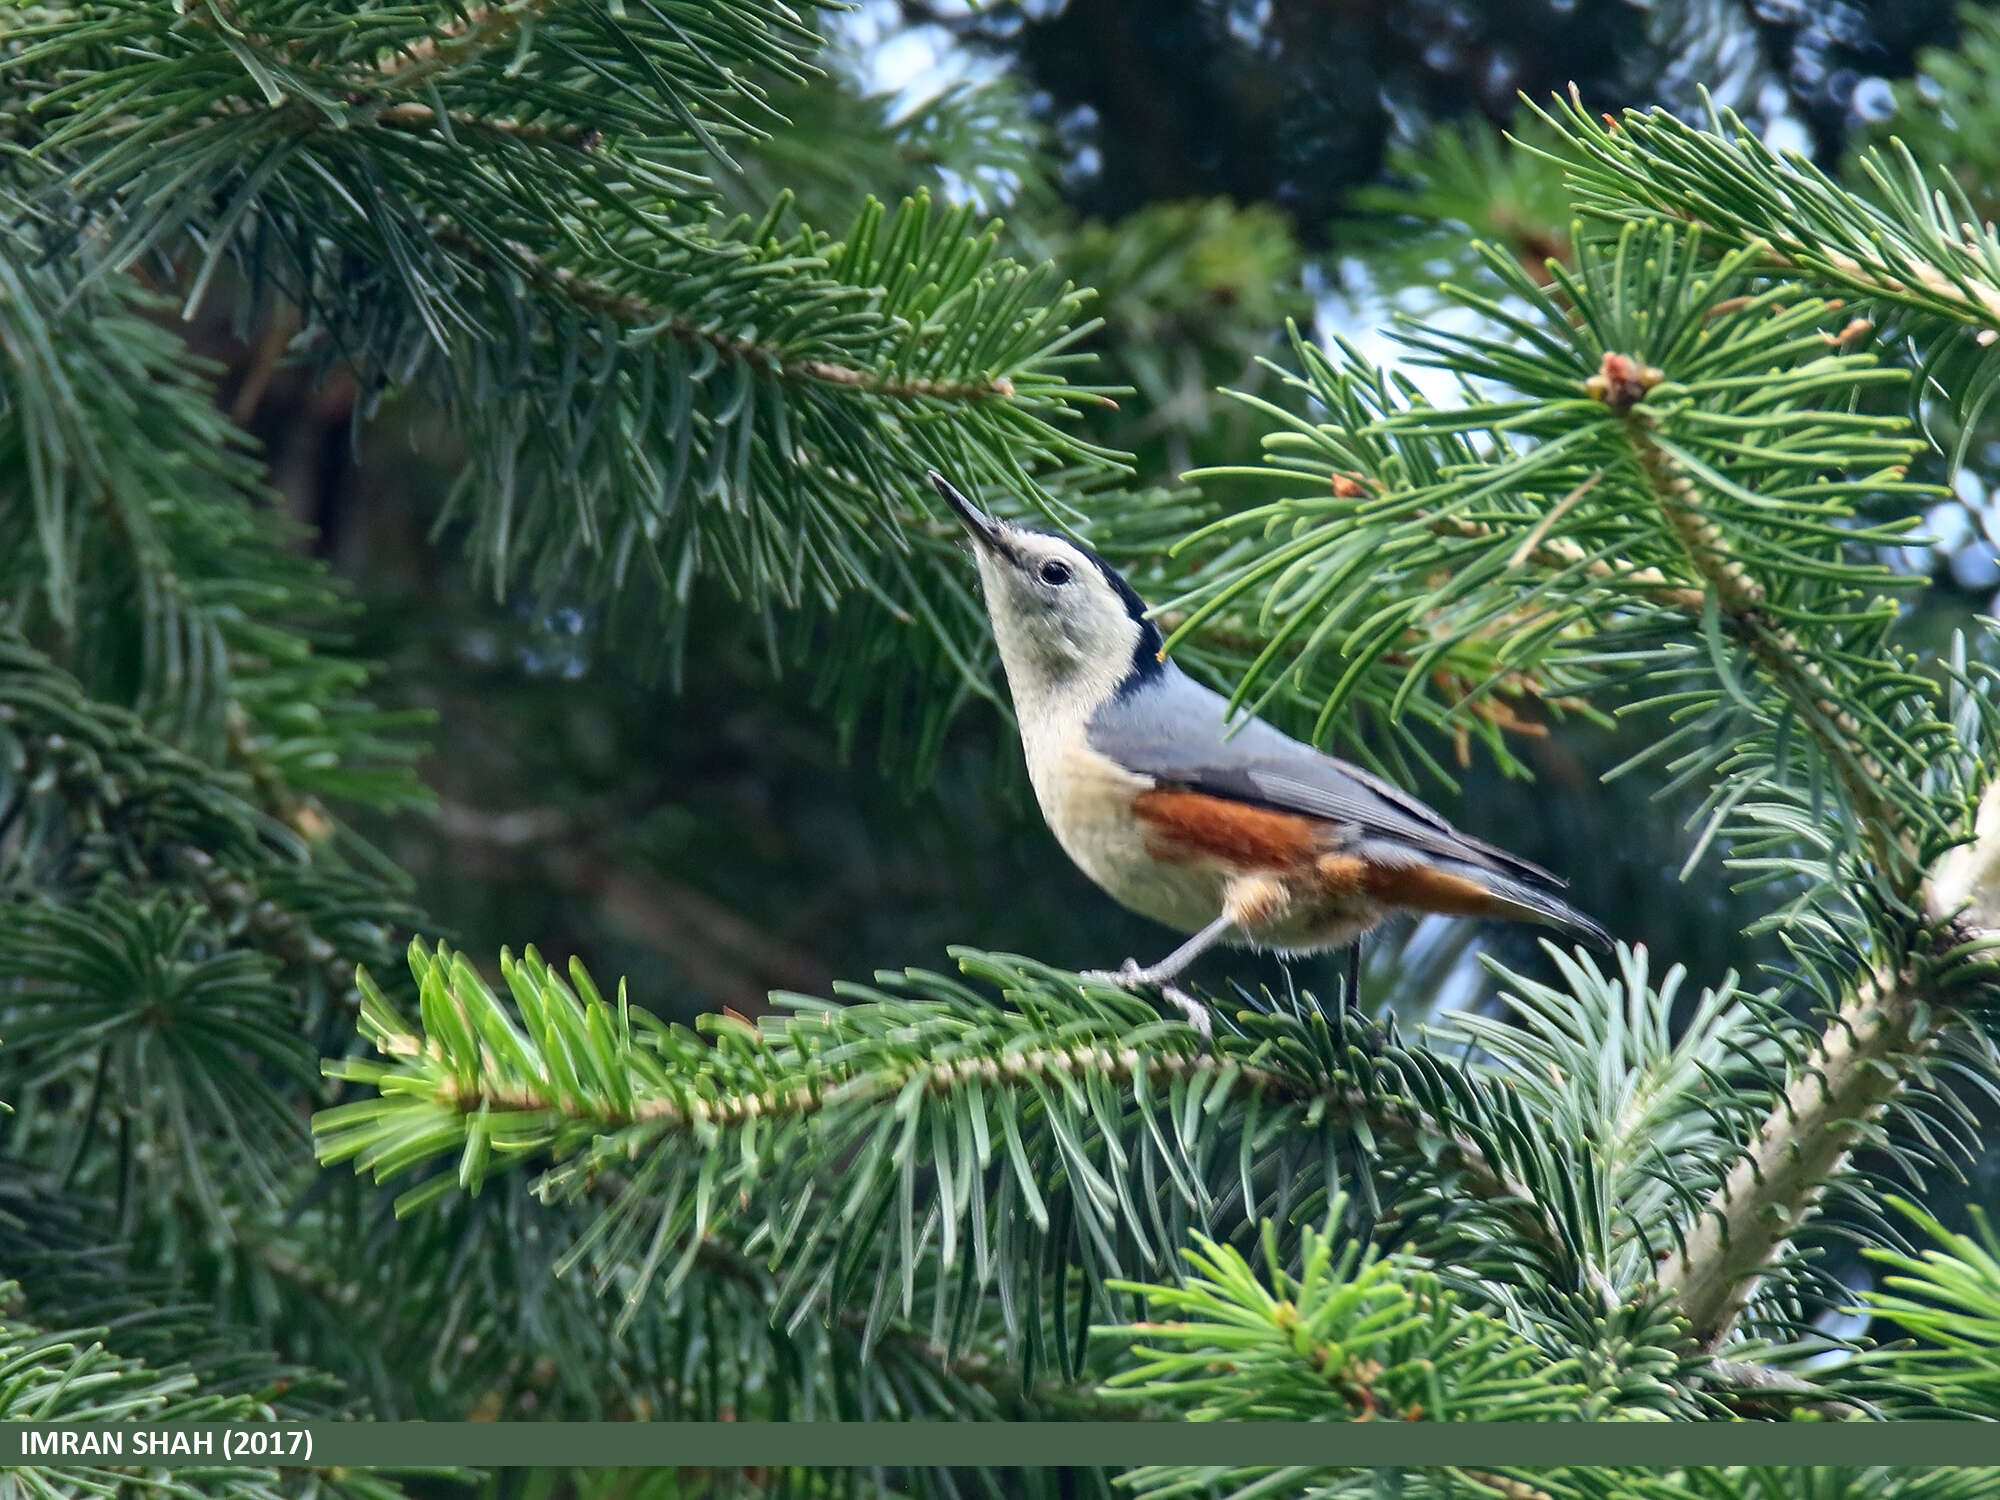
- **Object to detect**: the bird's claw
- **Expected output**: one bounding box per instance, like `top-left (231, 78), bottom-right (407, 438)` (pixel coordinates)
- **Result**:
top-left (1082, 960), bottom-right (1213, 1039)
top-left (1158, 983), bottom-right (1213, 1040)
top-left (1081, 958), bottom-right (1146, 987)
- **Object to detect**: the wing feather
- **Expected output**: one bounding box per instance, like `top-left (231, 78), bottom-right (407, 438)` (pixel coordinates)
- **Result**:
top-left (1088, 668), bottom-right (1565, 890)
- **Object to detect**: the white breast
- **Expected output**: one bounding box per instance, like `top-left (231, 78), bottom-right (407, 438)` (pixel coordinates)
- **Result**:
top-left (1016, 716), bottom-right (1222, 936)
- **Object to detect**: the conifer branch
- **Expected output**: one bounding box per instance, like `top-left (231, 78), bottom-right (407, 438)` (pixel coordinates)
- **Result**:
top-left (368, 101), bottom-right (604, 149)
top-left (320, 942), bottom-right (1593, 1320)
top-left (1594, 350), bottom-right (1912, 870)
top-left (1586, 354), bottom-right (1984, 1347)
top-left (1104, 1214), bottom-right (1602, 1429)
top-left (1661, 782), bottom-right (2000, 1348)
top-left (27, 0), bottom-right (2000, 1434)
top-left (1532, 89), bottom-right (2000, 382)
top-left (1184, 250), bottom-right (1994, 1364)
top-left (397, 996), bottom-right (1567, 1263)
top-left (682, 1234), bottom-right (1151, 1423)
top-left (1860, 1191), bottom-right (2000, 1418)
top-left (6, 0), bottom-right (1112, 747)
top-left (1704, 1358), bottom-right (1866, 1421)
top-left (461, 230), bottom-right (1022, 401)
top-left (372, 0), bottom-right (570, 95)
top-left (1658, 961), bottom-right (1931, 1349)
top-left (1424, 513), bottom-right (1707, 613)
top-left (1318, 471), bottom-right (1708, 613)
top-left (0, 632), bottom-right (412, 1001)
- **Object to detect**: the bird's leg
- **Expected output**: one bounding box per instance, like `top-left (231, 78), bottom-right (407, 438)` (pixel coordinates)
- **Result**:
top-left (1335, 935), bottom-right (1390, 1057)
top-left (1083, 913), bottom-right (1236, 1037)
top-left (1109, 914), bottom-right (1235, 988)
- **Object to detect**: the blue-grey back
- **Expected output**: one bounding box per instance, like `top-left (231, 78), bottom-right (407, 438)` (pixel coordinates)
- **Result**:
top-left (1086, 663), bottom-right (1562, 887)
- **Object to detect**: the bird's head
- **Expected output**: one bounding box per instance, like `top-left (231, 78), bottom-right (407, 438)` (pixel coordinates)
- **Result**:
top-left (931, 471), bottom-right (1163, 713)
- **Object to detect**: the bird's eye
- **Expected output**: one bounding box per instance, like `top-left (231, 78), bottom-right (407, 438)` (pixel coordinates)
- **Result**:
top-left (1039, 560), bottom-right (1073, 586)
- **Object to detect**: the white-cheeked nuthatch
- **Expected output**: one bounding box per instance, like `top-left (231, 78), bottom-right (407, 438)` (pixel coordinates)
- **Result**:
top-left (933, 472), bottom-right (1611, 1035)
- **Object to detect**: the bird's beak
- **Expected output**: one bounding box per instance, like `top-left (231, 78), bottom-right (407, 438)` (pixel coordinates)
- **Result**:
top-left (929, 471), bottom-right (1007, 552)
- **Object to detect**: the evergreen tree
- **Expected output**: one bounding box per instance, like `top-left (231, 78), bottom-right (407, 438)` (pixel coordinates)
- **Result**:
top-left (12, 4), bottom-right (2000, 1499)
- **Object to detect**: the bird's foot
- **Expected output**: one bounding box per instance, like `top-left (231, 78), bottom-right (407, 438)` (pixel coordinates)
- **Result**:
top-left (1339, 1007), bottom-right (1387, 1059)
top-left (1158, 983), bottom-right (1214, 1040)
top-left (1081, 958), bottom-right (1148, 987)
top-left (1082, 960), bottom-right (1213, 1039)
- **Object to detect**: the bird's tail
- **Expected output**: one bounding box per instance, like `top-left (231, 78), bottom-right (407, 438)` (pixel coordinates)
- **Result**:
top-left (1472, 867), bottom-right (1614, 953)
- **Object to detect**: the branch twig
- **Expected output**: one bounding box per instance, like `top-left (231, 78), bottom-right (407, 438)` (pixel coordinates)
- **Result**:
top-left (1658, 962), bottom-right (1927, 1349)
top-left (371, 0), bottom-right (567, 96)
top-left (440, 227), bottom-right (1020, 403)
top-left (1425, 513), bottom-right (1706, 613)
top-left (369, 102), bottom-right (602, 150)
top-left (1598, 350), bottom-right (1911, 869)
top-left (388, 1005), bottom-right (1574, 1270)
top-left (1704, 1358), bottom-right (1867, 1421)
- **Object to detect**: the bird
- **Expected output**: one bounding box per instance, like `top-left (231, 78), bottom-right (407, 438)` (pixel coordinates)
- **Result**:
top-left (931, 471), bottom-right (1611, 1036)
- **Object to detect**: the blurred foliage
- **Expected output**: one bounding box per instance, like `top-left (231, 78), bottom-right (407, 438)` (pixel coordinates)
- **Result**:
top-left (1843, 4), bottom-right (2000, 615)
top-left (931, 0), bottom-right (1653, 232)
top-left (728, 67), bottom-right (1056, 225)
top-left (1850, 2), bottom-right (2000, 217)
top-left (1349, 112), bottom-right (1577, 287)
top-left (1045, 199), bottom-right (1309, 484)
top-left (1861, 1198), bottom-right (2000, 1416)
top-left (925, 0), bottom-right (1964, 233)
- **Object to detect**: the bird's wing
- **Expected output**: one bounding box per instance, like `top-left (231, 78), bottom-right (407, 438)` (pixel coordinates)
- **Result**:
top-left (1087, 668), bottom-right (1565, 888)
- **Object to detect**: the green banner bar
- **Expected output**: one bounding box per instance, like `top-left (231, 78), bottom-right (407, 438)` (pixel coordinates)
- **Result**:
top-left (13, 1423), bottom-right (2000, 1469)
